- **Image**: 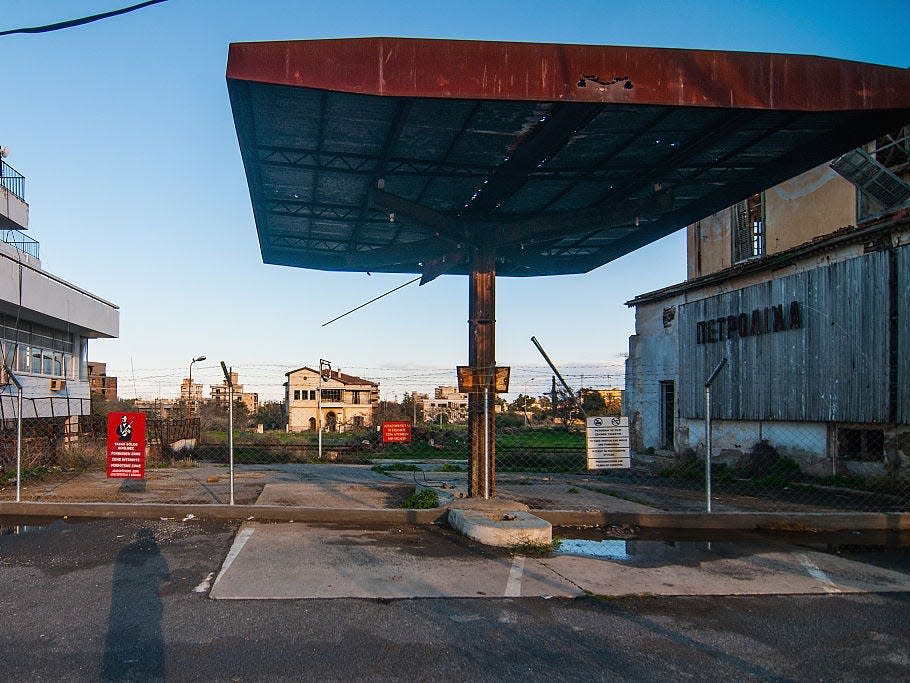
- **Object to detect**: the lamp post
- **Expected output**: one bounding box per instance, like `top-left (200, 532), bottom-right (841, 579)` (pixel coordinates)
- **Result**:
top-left (187, 355), bottom-right (206, 418)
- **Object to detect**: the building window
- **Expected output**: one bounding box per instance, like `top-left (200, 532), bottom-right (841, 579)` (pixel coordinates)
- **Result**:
top-left (293, 390), bottom-right (300, 400)
top-left (838, 427), bottom-right (885, 462)
top-left (353, 416), bottom-right (364, 428)
top-left (732, 193), bottom-right (764, 263)
top-left (309, 390), bottom-right (316, 400)
top-left (321, 389), bottom-right (342, 402)
top-left (351, 391), bottom-right (361, 405)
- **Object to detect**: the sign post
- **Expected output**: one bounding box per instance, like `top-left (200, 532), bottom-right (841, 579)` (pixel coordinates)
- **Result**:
top-left (585, 416), bottom-right (630, 469)
top-left (107, 412), bottom-right (147, 479)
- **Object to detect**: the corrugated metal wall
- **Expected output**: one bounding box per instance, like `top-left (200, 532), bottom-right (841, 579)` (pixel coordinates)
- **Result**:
top-left (898, 245), bottom-right (910, 424)
top-left (678, 249), bottom-right (896, 423)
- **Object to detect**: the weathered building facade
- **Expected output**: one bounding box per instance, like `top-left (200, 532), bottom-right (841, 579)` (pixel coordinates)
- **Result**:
top-left (625, 128), bottom-right (910, 477)
top-left (0, 156), bottom-right (119, 420)
top-left (423, 386), bottom-right (469, 424)
top-left (284, 367), bottom-right (379, 433)
top-left (210, 371), bottom-right (260, 414)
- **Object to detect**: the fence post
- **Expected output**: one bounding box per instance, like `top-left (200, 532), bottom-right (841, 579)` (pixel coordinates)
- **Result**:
top-left (221, 362), bottom-right (235, 505)
top-left (483, 384), bottom-right (490, 500)
top-left (4, 367), bottom-right (24, 503)
top-left (704, 358), bottom-right (728, 513)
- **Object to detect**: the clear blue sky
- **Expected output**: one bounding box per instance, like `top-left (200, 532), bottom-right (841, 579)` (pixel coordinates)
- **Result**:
top-left (2, 1), bottom-right (908, 401)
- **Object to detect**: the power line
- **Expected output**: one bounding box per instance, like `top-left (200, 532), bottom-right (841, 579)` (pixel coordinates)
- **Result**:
top-left (0, 0), bottom-right (169, 37)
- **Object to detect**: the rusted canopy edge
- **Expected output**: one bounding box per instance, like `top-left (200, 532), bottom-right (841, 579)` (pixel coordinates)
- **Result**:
top-left (227, 37), bottom-right (910, 112)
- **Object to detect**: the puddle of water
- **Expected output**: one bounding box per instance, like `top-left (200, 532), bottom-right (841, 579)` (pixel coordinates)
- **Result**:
top-left (556, 539), bottom-right (632, 560)
top-left (556, 539), bottom-right (719, 562)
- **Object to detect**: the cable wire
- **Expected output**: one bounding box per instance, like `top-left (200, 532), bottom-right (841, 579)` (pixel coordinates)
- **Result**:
top-left (0, 0), bottom-right (169, 36)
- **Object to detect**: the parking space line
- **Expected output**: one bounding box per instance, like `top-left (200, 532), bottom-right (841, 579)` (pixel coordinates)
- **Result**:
top-left (796, 553), bottom-right (841, 594)
top-left (212, 527), bottom-right (255, 590)
top-left (505, 555), bottom-right (525, 597)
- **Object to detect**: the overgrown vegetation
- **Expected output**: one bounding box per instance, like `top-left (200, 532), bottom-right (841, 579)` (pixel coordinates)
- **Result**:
top-left (404, 488), bottom-right (439, 509)
top-left (510, 537), bottom-right (560, 556)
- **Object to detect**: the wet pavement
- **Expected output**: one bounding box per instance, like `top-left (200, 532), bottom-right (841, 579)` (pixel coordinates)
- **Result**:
top-left (206, 522), bottom-right (910, 600)
top-left (2, 516), bottom-right (909, 680)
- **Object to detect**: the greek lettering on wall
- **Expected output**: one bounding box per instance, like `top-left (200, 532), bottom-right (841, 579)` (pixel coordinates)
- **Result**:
top-left (696, 301), bottom-right (801, 344)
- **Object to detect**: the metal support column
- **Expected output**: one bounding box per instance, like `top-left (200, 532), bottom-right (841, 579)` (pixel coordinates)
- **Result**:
top-left (468, 246), bottom-right (496, 498)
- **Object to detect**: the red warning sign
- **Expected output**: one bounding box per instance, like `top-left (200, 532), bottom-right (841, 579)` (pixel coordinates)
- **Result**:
top-left (382, 421), bottom-right (412, 443)
top-left (106, 412), bottom-right (147, 479)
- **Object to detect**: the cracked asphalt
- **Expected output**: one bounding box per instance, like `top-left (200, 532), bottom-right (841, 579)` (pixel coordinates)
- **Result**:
top-left (1, 516), bottom-right (908, 681)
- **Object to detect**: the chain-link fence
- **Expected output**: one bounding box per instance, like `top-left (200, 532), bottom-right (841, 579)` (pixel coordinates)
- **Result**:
top-left (1, 378), bottom-right (907, 515)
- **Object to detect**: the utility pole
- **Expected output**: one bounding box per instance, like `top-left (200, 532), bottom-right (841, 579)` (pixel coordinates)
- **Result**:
top-left (551, 376), bottom-right (557, 419)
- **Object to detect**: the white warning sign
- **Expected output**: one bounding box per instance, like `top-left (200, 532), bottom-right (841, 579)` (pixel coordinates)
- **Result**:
top-left (586, 416), bottom-right (631, 469)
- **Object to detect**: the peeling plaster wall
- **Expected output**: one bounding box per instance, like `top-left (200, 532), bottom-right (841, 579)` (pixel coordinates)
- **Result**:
top-left (687, 211), bottom-right (731, 279)
top-left (766, 166), bottom-right (856, 255)
top-left (687, 162), bottom-right (858, 279)
top-left (625, 295), bottom-right (683, 452)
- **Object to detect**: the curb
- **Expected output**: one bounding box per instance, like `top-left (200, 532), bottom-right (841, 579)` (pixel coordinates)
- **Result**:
top-left (1, 502), bottom-right (907, 533)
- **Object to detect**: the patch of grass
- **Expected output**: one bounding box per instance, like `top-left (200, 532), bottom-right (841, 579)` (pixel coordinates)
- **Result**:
top-left (372, 463), bottom-right (421, 474)
top-left (440, 463), bottom-right (464, 472)
top-left (404, 488), bottom-right (439, 509)
top-left (510, 538), bottom-right (555, 556)
top-left (0, 465), bottom-right (50, 485)
top-left (567, 487), bottom-right (579, 494)
top-left (753, 457), bottom-right (802, 489)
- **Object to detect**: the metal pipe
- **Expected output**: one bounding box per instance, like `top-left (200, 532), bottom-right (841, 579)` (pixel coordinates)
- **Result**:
top-left (530, 336), bottom-right (587, 419)
top-left (15, 384), bottom-right (22, 503)
top-left (704, 357), bottom-right (728, 514)
top-left (483, 384), bottom-right (490, 499)
top-left (705, 384), bottom-right (712, 513)
top-left (5, 365), bottom-right (23, 503)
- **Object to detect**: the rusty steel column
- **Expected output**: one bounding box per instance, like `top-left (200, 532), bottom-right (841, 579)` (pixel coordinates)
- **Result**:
top-left (468, 245), bottom-right (496, 498)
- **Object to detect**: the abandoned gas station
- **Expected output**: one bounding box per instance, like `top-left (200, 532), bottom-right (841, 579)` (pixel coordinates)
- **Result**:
top-left (226, 37), bottom-right (910, 504)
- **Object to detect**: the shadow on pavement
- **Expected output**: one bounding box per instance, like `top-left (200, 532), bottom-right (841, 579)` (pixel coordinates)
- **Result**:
top-left (101, 527), bottom-right (170, 681)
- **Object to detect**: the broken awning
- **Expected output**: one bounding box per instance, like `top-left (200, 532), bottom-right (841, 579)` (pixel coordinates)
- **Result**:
top-left (227, 38), bottom-right (910, 277)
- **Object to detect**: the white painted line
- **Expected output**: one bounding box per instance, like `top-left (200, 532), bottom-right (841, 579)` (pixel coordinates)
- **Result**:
top-left (796, 553), bottom-right (842, 594)
top-left (505, 555), bottom-right (525, 597)
top-left (193, 571), bottom-right (215, 594)
top-left (212, 527), bottom-right (255, 590)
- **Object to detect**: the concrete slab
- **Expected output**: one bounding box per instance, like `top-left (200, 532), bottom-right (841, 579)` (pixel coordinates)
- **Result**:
top-left (208, 524), bottom-right (910, 600)
top-left (209, 523), bottom-right (578, 599)
top-left (539, 540), bottom-right (910, 596)
top-left (254, 482), bottom-right (411, 509)
top-left (449, 508), bottom-right (552, 547)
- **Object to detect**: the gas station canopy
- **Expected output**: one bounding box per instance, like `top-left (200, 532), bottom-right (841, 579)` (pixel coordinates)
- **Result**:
top-left (227, 37), bottom-right (910, 278)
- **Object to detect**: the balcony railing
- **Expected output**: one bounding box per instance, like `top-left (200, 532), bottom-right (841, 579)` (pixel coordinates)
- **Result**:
top-left (0, 229), bottom-right (39, 259)
top-left (1, 160), bottom-right (25, 201)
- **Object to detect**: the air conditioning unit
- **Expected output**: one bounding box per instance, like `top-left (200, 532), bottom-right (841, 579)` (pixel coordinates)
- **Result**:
top-left (49, 379), bottom-right (66, 392)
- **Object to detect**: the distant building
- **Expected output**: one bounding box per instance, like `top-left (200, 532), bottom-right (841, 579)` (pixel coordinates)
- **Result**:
top-left (210, 371), bottom-right (259, 414)
top-left (423, 386), bottom-right (469, 424)
top-left (0, 155), bottom-right (119, 420)
top-left (284, 367), bottom-right (379, 432)
top-left (134, 398), bottom-right (179, 420)
top-left (87, 362), bottom-right (118, 401)
top-left (625, 125), bottom-right (910, 477)
top-left (179, 378), bottom-right (204, 415)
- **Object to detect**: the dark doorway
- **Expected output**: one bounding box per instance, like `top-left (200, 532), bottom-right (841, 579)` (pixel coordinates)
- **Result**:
top-left (659, 381), bottom-right (675, 449)
top-left (326, 412), bottom-right (337, 432)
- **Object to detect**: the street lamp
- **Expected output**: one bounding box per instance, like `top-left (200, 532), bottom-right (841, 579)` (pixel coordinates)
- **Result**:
top-left (187, 355), bottom-right (206, 418)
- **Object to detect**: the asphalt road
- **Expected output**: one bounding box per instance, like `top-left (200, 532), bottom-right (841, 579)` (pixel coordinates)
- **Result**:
top-left (1, 516), bottom-right (908, 681)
